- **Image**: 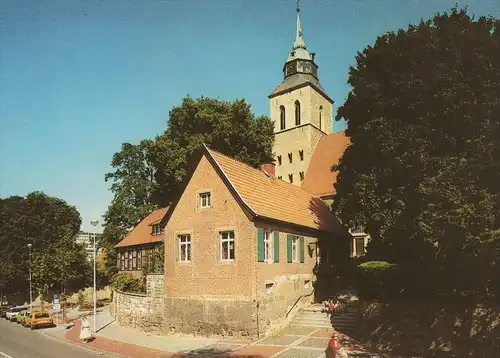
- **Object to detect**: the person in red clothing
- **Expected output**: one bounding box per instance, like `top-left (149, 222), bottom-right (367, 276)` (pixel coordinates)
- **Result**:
top-left (326, 332), bottom-right (341, 358)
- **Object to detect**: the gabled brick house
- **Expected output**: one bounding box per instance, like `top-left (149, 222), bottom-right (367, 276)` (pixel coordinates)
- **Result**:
top-left (160, 144), bottom-right (350, 337)
top-left (115, 207), bottom-right (168, 277)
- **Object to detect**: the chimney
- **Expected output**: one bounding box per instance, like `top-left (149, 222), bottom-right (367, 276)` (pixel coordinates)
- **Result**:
top-left (260, 163), bottom-right (276, 177)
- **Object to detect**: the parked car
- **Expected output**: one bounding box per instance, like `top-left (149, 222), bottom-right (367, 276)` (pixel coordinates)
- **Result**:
top-left (26, 311), bottom-right (54, 330)
top-left (0, 306), bottom-right (13, 319)
top-left (22, 311), bottom-right (33, 327)
top-left (5, 306), bottom-right (28, 321)
top-left (16, 311), bottom-right (29, 324)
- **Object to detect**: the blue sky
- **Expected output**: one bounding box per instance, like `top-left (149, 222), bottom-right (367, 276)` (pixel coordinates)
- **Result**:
top-left (1, 0), bottom-right (498, 231)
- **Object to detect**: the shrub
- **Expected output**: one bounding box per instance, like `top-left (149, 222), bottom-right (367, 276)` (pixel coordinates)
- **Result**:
top-left (77, 291), bottom-right (87, 306)
top-left (110, 273), bottom-right (145, 294)
top-left (358, 261), bottom-right (399, 299)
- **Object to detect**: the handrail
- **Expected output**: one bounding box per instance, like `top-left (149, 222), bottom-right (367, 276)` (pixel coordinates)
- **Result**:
top-left (286, 288), bottom-right (315, 318)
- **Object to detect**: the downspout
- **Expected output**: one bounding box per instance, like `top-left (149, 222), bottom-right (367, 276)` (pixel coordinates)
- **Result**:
top-left (253, 225), bottom-right (260, 339)
top-left (256, 300), bottom-right (260, 338)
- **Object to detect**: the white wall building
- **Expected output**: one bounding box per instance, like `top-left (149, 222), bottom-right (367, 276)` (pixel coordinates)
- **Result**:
top-left (76, 231), bottom-right (103, 261)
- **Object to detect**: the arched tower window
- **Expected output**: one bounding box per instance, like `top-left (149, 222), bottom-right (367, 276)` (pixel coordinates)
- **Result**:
top-left (280, 105), bottom-right (286, 130)
top-left (319, 105), bottom-right (323, 130)
top-left (295, 101), bottom-right (301, 126)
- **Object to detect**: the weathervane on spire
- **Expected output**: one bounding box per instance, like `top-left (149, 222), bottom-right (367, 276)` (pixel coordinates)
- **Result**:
top-left (296, 0), bottom-right (300, 13)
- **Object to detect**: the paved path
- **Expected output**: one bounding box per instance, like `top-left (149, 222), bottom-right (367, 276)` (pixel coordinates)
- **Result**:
top-left (65, 319), bottom-right (379, 357)
top-left (0, 317), bottom-right (113, 358)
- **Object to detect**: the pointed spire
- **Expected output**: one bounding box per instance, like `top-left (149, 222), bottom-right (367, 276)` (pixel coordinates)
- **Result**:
top-left (293, 0), bottom-right (307, 50)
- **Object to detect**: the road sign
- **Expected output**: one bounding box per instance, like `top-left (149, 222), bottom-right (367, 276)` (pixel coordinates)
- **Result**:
top-left (53, 294), bottom-right (60, 305)
top-left (53, 303), bottom-right (61, 312)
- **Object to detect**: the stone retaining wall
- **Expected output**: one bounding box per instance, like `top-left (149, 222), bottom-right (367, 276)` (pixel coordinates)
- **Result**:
top-left (258, 274), bottom-right (315, 335)
top-left (146, 274), bottom-right (164, 297)
top-left (112, 275), bottom-right (165, 334)
top-left (164, 274), bottom-right (315, 339)
top-left (164, 297), bottom-right (257, 338)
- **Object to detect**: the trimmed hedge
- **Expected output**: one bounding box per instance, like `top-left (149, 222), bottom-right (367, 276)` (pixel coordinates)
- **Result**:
top-left (358, 261), bottom-right (400, 299)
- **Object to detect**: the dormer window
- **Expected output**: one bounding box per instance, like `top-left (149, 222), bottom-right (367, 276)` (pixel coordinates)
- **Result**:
top-left (299, 171), bottom-right (305, 181)
top-left (277, 155), bottom-right (282, 165)
top-left (278, 176), bottom-right (282, 180)
top-left (288, 174), bottom-right (294, 183)
top-left (299, 150), bottom-right (304, 161)
top-left (152, 224), bottom-right (164, 236)
top-left (199, 192), bottom-right (212, 208)
top-left (288, 153), bottom-right (292, 163)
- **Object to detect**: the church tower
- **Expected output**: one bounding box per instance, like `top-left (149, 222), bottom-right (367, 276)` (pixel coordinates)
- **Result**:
top-left (269, 4), bottom-right (333, 186)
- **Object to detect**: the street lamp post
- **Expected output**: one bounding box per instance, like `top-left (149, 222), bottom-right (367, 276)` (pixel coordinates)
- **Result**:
top-left (27, 243), bottom-right (33, 313)
top-left (90, 219), bottom-right (99, 333)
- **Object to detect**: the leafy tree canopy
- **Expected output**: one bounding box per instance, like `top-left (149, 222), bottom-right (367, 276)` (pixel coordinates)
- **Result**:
top-left (0, 192), bottom-right (91, 300)
top-left (333, 7), bottom-right (500, 297)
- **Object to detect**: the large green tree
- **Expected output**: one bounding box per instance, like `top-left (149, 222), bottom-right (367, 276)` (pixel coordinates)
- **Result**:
top-left (0, 192), bottom-right (91, 302)
top-left (333, 7), bottom-right (500, 297)
top-left (101, 96), bottom-right (275, 277)
top-left (151, 96), bottom-right (275, 205)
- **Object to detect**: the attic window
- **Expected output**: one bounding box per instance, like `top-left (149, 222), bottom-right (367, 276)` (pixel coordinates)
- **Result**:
top-left (278, 176), bottom-right (282, 180)
top-left (288, 153), bottom-right (292, 163)
top-left (299, 171), bottom-right (304, 181)
top-left (299, 150), bottom-right (304, 161)
top-left (277, 155), bottom-right (282, 166)
top-left (152, 224), bottom-right (164, 236)
top-left (199, 192), bottom-right (212, 208)
top-left (288, 173), bottom-right (294, 183)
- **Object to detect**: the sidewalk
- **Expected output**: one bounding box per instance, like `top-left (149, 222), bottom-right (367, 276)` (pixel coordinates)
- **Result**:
top-left (54, 305), bottom-right (383, 357)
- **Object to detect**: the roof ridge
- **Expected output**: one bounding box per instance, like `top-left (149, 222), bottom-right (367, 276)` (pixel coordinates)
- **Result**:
top-left (203, 144), bottom-right (274, 178)
top-left (204, 143), bottom-right (324, 199)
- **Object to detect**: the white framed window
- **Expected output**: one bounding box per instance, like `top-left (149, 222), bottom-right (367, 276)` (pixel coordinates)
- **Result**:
top-left (178, 234), bottom-right (191, 262)
top-left (199, 192), bottom-right (211, 208)
top-left (220, 231), bottom-right (235, 261)
top-left (291, 236), bottom-right (299, 262)
top-left (127, 250), bottom-right (133, 269)
top-left (137, 249), bottom-right (142, 270)
top-left (264, 230), bottom-right (273, 262)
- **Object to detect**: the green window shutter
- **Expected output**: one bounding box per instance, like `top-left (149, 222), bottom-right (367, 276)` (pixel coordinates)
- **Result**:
top-left (257, 228), bottom-right (264, 262)
top-left (273, 231), bottom-right (280, 263)
top-left (287, 235), bottom-right (293, 263)
top-left (300, 237), bottom-right (305, 263)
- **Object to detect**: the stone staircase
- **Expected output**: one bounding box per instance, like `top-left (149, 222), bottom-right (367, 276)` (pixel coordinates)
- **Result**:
top-left (291, 303), bottom-right (332, 328)
top-left (291, 289), bottom-right (360, 333)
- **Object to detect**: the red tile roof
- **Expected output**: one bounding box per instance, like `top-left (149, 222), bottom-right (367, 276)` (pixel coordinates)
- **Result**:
top-left (115, 207), bottom-right (168, 248)
top-left (206, 146), bottom-right (342, 233)
top-left (301, 132), bottom-right (351, 197)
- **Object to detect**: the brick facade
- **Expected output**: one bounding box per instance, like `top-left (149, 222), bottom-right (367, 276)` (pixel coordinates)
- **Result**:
top-left (162, 154), bottom-right (338, 338)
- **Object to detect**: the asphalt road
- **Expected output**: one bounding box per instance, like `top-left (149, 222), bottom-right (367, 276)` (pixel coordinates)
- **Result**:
top-left (0, 318), bottom-right (114, 358)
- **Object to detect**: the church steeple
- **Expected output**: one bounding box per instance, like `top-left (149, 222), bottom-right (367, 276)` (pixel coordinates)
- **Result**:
top-left (283, 2), bottom-right (318, 79)
top-left (293, 5), bottom-right (306, 50)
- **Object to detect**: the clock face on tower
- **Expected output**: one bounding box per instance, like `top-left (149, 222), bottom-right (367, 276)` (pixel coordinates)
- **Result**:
top-left (285, 62), bottom-right (297, 77)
